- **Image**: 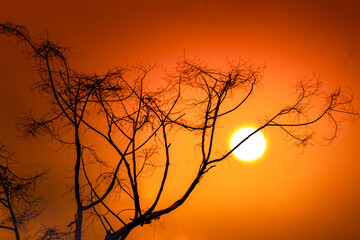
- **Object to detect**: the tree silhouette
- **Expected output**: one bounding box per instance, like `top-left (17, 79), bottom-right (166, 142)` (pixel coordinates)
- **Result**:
top-left (0, 143), bottom-right (45, 240)
top-left (0, 22), bottom-right (358, 240)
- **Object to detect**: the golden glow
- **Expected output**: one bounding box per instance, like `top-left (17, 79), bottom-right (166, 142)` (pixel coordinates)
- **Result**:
top-left (230, 127), bottom-right (266, 161)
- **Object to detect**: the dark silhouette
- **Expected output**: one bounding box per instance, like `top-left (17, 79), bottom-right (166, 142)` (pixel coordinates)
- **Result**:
top-left (0, 22), bottom-right (358, 240)
top-left (32, 225), bottom-right (73, 240)
top-left (0, 144), bottom-right (45, 240)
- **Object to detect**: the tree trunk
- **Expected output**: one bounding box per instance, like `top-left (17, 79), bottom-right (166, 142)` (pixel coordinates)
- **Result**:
top-left (104, 223), bottom-right (136, 240)
top-left (75, 207), bottom-right (83, 240)
top-left (74, 125), bottom-right (83, 240)
top-left (5, 188), bottom-right (20, 240)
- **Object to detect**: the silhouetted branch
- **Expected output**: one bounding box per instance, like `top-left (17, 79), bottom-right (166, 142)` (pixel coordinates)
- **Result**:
top-left (31, 225), bottom-right (73, 240)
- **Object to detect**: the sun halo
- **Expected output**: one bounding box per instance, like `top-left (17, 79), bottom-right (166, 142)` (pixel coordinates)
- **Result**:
top-left (230, 127), bottom-right (266, 162)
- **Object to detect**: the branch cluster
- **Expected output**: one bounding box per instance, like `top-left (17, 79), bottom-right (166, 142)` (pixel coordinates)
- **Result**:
top-left (0, 144), bottom-right (45, 238)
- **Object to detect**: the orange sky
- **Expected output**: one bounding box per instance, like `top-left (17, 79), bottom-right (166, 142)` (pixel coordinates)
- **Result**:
top-left (1, 1), bottom-right (360, 239)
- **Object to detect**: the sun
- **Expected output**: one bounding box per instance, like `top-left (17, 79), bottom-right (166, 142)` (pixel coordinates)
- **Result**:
top-left (230, 127), bottom-right (266, 161)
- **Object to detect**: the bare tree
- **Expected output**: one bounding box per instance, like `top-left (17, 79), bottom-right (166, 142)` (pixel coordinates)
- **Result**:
top-left (0, 22), bottom-right (358, 240)
top-left (0, 144), bottom-right (45, 240)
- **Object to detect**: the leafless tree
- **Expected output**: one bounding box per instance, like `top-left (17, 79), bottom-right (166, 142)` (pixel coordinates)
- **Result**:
top-left (0, 144), bottom-right (45, 240)
top-left (0, 22), bottom-right (358, 240)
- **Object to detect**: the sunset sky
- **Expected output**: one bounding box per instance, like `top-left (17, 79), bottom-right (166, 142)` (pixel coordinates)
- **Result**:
top-left (1, 1), bottom-right (360, 239)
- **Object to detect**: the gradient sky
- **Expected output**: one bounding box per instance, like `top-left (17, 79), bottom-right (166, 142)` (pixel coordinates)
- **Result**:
top-left (1, 1), bottom-right (360, 239)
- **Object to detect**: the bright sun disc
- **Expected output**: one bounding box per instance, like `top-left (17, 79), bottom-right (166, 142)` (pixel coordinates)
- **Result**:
top-left (230, 127), bottom-right (266, 161)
